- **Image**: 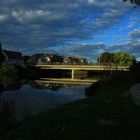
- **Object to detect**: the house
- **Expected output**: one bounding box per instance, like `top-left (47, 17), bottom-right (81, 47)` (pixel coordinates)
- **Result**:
top-left (36, 54), bottom-right (64, 64)
top-left (62, 56), bottom-right (88, 65)
top-left (0, 43), bottom-right (5, 63)
top-left (31, 53), bottom-right (52, 64)
top-left (0, 43), bottom-right (23, 64)
top-left (3, 50), bottom-right (23, 64)
top-left (63, 56), bottom-right (70, 64)
top-left (31, 53), bottom-right (44, 63)
top-left (75, 57), bottom-right (88, 64)
top-left (23, 55), bottom-right (32, 64)
top-left (39, 54), bottom-right (52, 63)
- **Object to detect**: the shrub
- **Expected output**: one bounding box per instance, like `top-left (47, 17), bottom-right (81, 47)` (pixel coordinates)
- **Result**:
top-left (0, 64), bottom-right (17, 86)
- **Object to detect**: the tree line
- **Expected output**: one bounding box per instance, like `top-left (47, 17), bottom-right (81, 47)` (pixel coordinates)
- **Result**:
top-left (97, 51), bottom-right (136, 66)
top-left (123, 0), bottom-right (140, 5)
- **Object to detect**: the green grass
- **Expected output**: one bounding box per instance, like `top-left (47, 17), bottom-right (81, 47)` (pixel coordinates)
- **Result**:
top-left (1, 72), bottom-right (140, 140)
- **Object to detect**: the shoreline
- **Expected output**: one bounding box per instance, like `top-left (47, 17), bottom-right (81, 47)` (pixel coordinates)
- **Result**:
top-left (2, 72), bottom-right (140, 140)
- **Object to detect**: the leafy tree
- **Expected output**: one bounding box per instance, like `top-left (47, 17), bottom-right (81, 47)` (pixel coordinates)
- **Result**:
top-left (114, 51), bottom-right (136, 66)
top-left (0, 64), bottom-right (17, 87)
top-left (98, 52), bottom-right (114, 65)
top-left (52, 55), bottom-right (63, 63)
top-left (0, 63), bottom-right (17, 77)
top-left (97, 51), bottom-right (136, 66)
top-left (123, 0), bottom-right (140, 5)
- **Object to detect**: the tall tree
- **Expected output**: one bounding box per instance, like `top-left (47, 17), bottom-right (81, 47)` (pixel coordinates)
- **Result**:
top-left (114, 51), bottom-right (136, 66)
top-left (98, 52), bottom-right (114, 65)
top-left (97, 51), bottom-right (136, 66)
top-left (123, 0), bottom-right (140, 5)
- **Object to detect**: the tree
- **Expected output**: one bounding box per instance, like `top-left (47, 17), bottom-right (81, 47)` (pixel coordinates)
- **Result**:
top-left (123, 0), bottom-right (140, 5)
top-left (97, 51), bottom-right (136, 66)
top-left (0, 64), bottom-right (17, 87)
top-left (114, 51), bottom-right (136, 66)
top-left (98, 52), bottom-right (114, 65)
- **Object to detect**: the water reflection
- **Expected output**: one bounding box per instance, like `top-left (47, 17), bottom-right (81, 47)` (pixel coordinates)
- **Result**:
top-left (31, 82), bottom-right (63, 91)
top-left (0, 81), bottom-right (89, 119)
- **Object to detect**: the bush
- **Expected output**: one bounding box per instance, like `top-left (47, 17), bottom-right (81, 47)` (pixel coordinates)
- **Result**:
top-left (0, 64), bottom-right (17, 86)
top-left (0, 63), bottom-right (17, 77)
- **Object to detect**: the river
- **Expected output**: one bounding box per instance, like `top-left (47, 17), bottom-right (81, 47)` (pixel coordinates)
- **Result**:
top-left (0, 80), bottom-right (91, 119)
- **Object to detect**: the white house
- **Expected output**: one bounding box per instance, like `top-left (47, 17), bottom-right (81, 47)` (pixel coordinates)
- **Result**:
top-left (0, 43), bottom-right (23, 64)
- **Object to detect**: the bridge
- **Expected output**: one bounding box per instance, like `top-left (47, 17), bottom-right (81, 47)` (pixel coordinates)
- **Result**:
top-left (35, 64), bottom-right (130, 79)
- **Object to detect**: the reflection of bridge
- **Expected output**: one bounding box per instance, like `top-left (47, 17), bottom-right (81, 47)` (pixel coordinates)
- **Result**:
top-left (35, 64), bottom-right (130, 79)
top-left (35, 78), bottom-right (97, 85)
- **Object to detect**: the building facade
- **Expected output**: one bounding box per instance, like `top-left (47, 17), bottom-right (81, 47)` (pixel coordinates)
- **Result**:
top-left (0, 43), bottom-right (23, 64)
top-left (0, 43), bottom-right (5, 63)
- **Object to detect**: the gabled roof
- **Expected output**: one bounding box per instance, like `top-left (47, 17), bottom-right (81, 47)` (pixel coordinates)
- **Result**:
top-left (3, 50), bottom-right (23, 60)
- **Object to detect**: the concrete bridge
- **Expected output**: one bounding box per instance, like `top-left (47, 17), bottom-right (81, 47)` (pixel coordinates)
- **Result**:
top-left (35, 64), bottom-right (130, 79)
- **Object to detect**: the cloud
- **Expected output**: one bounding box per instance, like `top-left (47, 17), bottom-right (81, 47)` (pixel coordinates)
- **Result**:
top-left (129, 29), bottom-right (140, 39)
top-left (0, 0), bottom-right (139, 60)
top-left (49, 43), bottom-right (106, 61)
top-left (87, 0), bottom-right (96, 5)
top-left (11, 9), bottom-right (68, 23)
top-left (106, 39), bottom-right (140, 59)
top-left (0, 14), bottom-right (8, 22)
top-left (93, 7), bottom-right (128, 31)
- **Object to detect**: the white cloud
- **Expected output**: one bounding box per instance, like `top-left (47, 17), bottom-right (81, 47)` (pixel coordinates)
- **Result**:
top-left (0, 14), bottom-right (8, 22)
top-left (0, 0), bottom-right (139, 59)
top-left (129, 29), bottom-right (140, 39)
top-left (11, 9), bottom-right (68, 23)
top-left (11, 10), bottom-right (47, 23)
top-left (87, 0), bottom-right (95, 5)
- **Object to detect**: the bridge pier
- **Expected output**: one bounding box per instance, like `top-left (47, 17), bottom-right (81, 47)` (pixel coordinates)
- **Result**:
top-left (72, 69), bottom-right (75, 79)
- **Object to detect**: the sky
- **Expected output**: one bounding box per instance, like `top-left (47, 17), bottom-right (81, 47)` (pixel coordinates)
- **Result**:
top-left (0, 0), bottom-right (140, 61)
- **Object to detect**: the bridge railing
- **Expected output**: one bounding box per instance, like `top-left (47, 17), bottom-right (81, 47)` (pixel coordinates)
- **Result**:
top-left (36, 62), bottom-right (130, 67)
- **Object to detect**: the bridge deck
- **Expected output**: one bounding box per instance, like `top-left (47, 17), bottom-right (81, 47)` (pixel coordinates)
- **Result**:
top-left (35, 64), bottom-right (130, 71)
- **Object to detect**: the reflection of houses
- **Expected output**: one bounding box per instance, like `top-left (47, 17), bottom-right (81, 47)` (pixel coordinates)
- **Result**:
top-left (0, 43), bottom-right (23, 64)
top-left (4, 83), bottom-right (22, 92)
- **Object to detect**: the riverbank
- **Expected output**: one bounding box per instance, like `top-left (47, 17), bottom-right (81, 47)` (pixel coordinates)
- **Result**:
top-left (2, 72), bottom-right (140, 140)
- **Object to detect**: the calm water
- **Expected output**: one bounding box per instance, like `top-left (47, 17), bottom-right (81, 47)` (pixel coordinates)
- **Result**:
top-left (0, 81), bottom-right (90, 118)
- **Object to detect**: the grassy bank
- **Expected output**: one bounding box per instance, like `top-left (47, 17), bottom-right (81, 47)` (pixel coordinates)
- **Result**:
top-left (1, 71), bottom-right (140, 140)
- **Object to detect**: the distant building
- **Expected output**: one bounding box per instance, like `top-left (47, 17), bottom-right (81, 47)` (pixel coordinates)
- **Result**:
top-left (28, 52), bottom-right (88, 65)
top-left (31, 53), bottom-right (44, 63)
top-left (33, 54), bottom-right (62, 64)
top-left (23, 55), bottom-right (32, 64)
top-left (38, 54), bottom-right (53, 63)
top-left (0, 43), bottom-right (23, 64)
top-left (3, 50), bottom-right (23, 64)
top-left (0, 43), bottom-right (5, 63)
top-left (62, 56), bottom-right (87, 64)
top-left (63, 56), bottom-right (70, 64)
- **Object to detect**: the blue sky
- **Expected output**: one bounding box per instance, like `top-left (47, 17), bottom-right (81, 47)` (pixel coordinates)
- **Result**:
top-left (0, 0), bottom-right (140, 61)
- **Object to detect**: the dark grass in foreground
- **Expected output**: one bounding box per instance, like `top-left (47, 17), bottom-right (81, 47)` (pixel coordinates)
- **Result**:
top-left (2, 72), bottom-right (140, 140)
